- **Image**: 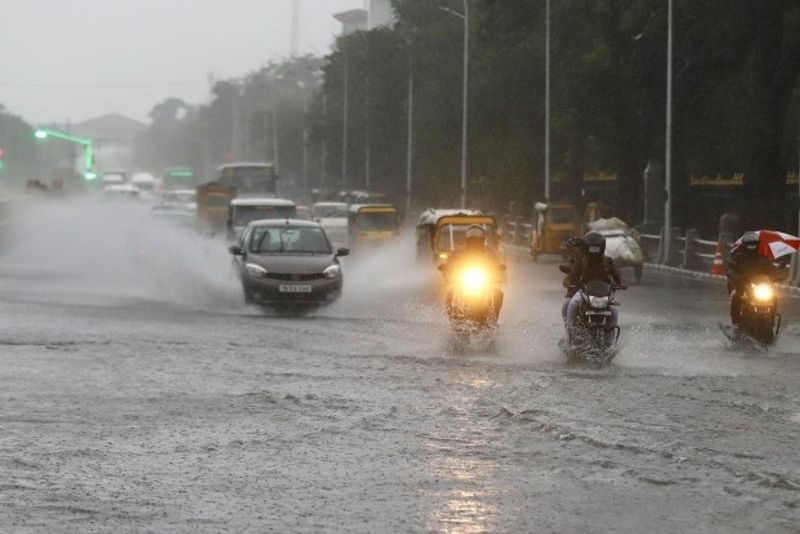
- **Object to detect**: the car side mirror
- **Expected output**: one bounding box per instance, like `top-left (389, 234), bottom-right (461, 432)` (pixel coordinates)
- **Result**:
top-left (229, 245), bottom-right (243, 256)
top-left (336, 247), bottom-right (350, 257)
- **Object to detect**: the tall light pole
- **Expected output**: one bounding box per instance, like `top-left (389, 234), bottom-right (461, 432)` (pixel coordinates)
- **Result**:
top-left (440, 1), bottom-right (470, 209)
top-left (664, 0), bottom-right (673, 264)
top-left (544, 0), bottom-right (551, 202)
top-left (406, 61), bottom-right (415, 217)
top-left (34, 128), bottom-right (96, 180)
top-left (341, 58), bottom-right (350, 189)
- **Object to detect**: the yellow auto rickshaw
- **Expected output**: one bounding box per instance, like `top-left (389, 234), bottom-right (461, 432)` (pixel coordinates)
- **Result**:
top-left (196, 182), bottom-right (235, 235)
top-left (415, 209), bottom-right (483, 262)
top-left (530, 203), bottom-right (580, 261)
top-left (348, 204), bottom-right (401, 252)
top-left (432, 213), bottom-right (499, 264)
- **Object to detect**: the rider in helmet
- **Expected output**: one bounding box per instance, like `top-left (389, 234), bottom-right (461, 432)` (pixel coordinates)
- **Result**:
top-left (563, 231), bottom-right (626, 333)
top-left (727, 231), bottom-right (781, 326)
top-left (442, 224), bottom-right (505, 316)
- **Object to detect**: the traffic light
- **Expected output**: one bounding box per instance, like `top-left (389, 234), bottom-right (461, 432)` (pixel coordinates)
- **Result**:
top-left (0, 148), bottom-right (6, 172)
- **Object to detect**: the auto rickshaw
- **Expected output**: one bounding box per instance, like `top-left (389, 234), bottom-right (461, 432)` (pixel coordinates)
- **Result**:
top-left (196, 182), bottom-right (235, 235)
top-left (415, 209), bottom-right (497, 263)
top-left (530, 203), bottom-right (581, 261)
top-left (347, 204), bottom-right (401, 252)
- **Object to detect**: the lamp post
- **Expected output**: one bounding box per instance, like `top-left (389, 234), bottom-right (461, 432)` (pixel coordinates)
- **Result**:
top-left (544, 0), bottom-right (551, 202)
top-left (440, 1), bottom-right (470, 209)
top-left (35, 128), bottom-right (96, 180)
top-left (663, 0), bottom-right (673, 264)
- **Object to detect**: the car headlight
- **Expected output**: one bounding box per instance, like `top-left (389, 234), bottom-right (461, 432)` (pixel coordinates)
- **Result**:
top-left (438, 252), bottom-right (449, 260)
top-left (751, 283), bottom-right (774, 302)
top-left (245, 263), bottom-right (268, 278)
top-left (459, 267), bottom-right (489, 293)
top-left (588, 295), bottom-right (610, 308)
top-left (323, 264), bottom-right (341, 279)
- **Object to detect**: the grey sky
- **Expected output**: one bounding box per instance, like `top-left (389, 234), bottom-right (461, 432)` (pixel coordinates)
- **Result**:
top-left (1, 0), bottom-right (362, 124)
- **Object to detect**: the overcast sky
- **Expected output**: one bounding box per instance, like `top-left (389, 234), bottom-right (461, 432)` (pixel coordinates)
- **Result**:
top-left (1, 0), bottom-right (363, 124)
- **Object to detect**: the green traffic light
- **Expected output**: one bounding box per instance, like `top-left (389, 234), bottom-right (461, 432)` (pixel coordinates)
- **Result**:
top-left (84, 171), bottom-right (98, 181)
top-left (34, 130), bottom-right (48, 139)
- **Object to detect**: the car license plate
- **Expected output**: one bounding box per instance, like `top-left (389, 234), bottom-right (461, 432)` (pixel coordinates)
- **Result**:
top-left (279, 284), bottom-right (312, 294)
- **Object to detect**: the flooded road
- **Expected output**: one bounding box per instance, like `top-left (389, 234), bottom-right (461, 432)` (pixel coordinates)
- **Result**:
top-left (0, 200), bottom-right (798, 532)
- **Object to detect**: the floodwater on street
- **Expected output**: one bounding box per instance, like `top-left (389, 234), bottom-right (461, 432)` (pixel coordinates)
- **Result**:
top-left (0, 199), bottom-right (798, 532)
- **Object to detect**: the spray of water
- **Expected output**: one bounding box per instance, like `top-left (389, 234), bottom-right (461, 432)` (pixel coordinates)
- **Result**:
top-left (1, 197), bottom-right (242, 311)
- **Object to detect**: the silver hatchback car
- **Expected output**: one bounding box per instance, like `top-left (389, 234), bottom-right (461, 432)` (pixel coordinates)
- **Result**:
top-left (229, 219), bottom-right (349, 308)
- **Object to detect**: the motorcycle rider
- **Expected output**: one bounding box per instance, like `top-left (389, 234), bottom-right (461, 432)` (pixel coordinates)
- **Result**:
top-left (727, 231), bottom-right (781, 326)
top-left (563, 231), bottom-right (626, 338)
top-left (442, 224), bottom-right (505, 317)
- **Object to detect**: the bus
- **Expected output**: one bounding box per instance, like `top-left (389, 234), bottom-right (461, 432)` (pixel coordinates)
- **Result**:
top-left (162, 167), bottom-right (196, 191)
top-left (218, 163), bottom-right (278, 198)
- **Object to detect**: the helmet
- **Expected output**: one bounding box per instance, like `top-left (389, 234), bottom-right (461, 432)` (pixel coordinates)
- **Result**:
top-left (584, 231), bottom-right (606, 256)
top-left (741, 231), bottom-right (759, 252)
top-left (465, 224), bottom-right (487, 247)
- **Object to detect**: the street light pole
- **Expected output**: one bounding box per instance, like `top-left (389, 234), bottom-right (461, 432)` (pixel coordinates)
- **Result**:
top-left (341, 58), bottom-right (350, 190)
top-left (406, 67), bottom-right (414, 217)
top-left (663, 0), bottom-right (673, 264)
top-left (545, 0), bottom-right (551, 202)
top-left (440, 2), bottom-right (470, 209)
top-left (460, 0), bottom-right (469, 209)
top-left (34, 128), bottom-right (96, 180)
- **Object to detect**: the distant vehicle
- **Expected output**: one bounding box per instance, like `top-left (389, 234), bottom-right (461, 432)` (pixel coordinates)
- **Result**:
top-left (103, 184), bottom-right (140, 200)
top-left (161, 189), bottom-right (197, 211)
top-left (162, 167), bottom-right (196, 191)
top-left (347, 204), bottom-right (401, 252)
top-left (131, 172), bottom-right (157, 201)
top-left (227, 198), bottom-right (296, 241)
top-left (338, 189), bottom-right (387, 205)
top-left (296, 206), bottom-right (312, 221)
top-left (415, 209), bottom-right (489, 263)
top-left (151, 205), bottom-right (195, 232)
top-left (312, 201), bottom-right (349, 247)
top-left (101, 171), bottom-right (127, 186)
top-left (531, 203), bottom-right (581, 261)
top-left (228, 219), bottom-right (349, 308)
top-left (196, 182), bottom-right (235, 235)
top-left (218, 163), bottom-right (278, 198)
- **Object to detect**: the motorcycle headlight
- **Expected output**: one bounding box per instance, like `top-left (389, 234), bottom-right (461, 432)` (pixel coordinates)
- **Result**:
top-left (588, 295), bottom-right (610, 308)
top-left (323, 264), bottom-right (341, 279)
top-left (751, 283), bottom-right (774, 302)
top-left (459, 267), bottom-right (489, 293)
top-left (245, 263), bottom-right (268, 278)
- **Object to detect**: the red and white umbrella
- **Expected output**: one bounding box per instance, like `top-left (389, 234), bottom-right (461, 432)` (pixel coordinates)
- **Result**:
top-left (733, 230), bottom-right (800, 260)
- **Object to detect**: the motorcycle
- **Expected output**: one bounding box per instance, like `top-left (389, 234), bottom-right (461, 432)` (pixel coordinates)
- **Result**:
top-left (563, 278), bottom-right (623, 365)
top-left (440, 260), bottom-right (505, 335)
top-left (728, 274), bottom-right (781, 346)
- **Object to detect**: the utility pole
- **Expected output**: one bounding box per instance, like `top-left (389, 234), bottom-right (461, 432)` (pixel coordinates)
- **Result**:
top-left (341, 59), bottom-right (350, 189)
top-left (321, 94), bottom-right (328, 188)
top-left (544, 0), bottom-right (551, 202)
top-left (460, 0), bottom-right (469, 209)
top-left (664, 0), bottom-right (673, 264)
top-left (365, 76), bottom-right (371, 190)
top-left (406, 67), bottom-right (414, 217)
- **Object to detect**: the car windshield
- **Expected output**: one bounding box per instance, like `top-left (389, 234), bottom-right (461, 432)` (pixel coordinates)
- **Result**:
top-left (249, 226), bottom-right (331, 255)
top-left (356, 212), bottom-right (398, 232)
top-left (234, 205), bottom-right (296, 226)
top-left (436, 223), bottom-right (497, 252)
top-left (313, 205), bottom-right (348, 218)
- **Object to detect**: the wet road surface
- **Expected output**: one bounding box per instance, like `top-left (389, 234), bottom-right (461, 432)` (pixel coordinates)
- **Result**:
top-left (0, 200), bottom-right (798, 532)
